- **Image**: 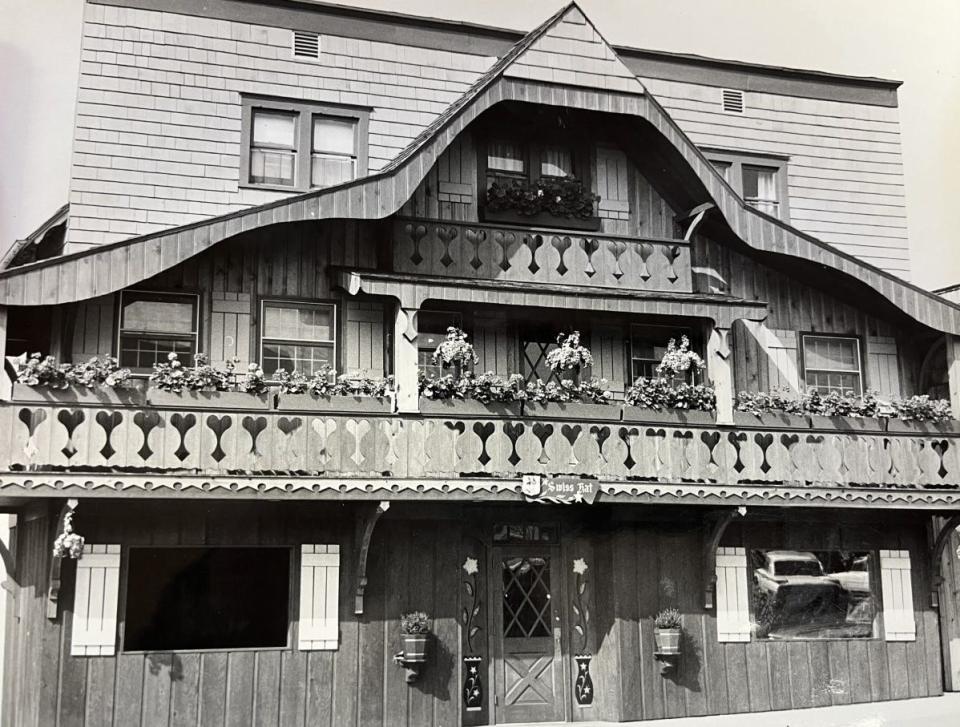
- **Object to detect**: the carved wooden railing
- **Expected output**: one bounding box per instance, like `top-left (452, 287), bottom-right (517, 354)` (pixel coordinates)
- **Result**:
top-left (2, 402), bottom-right (959, 490)
top-left (392, 218), bottom-right (692, 292)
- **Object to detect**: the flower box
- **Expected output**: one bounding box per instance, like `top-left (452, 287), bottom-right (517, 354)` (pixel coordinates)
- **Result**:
top-left (523, 401), bottom-right (618, 421)
top-left (622, 406), bottom-right (714, 426)
top-left (419, 398), bottom-right (523, 418)
top-left (12, 382), bottom-right (146, 407)
top-left (885, 419), bottom-right (960, 435)
top-left (401, 633), bottom-right (429, 664)
top-left (480, 208), bottom-right (602, 232)
top-left (654, 627), bottom-right (681, 655)
top-left (807, 415), bottom-right (886, 433)
top-left (732, 411), bottom-right (811, 429)
top-left (275, 393), bottom-right (393, 414)
top-left (146, 390), bottom-right (272, 410)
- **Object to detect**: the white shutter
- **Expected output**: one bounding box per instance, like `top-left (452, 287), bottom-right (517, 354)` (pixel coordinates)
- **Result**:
top-left (716, 546), bottom-right (751, 642)
top-left (741, 321), bottom-right (800, 392)
top-left (71, 544), bottom-right (121, 656)
top-left (299, 544), bottom-right (340, 650)
top-left (880, 549), bottom-right (916, 641)
top-left (596, 146), bottom-right (630, 219)
top-left (866, 336), bottom-right (902, 398)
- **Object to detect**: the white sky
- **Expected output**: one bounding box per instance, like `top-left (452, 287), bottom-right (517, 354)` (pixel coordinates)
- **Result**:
top-left (1, 0), bottom-right (958, 288)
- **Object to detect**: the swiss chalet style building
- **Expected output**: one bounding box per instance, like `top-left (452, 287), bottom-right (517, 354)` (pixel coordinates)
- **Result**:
top-left (2, 1), bottom-right (960, 725)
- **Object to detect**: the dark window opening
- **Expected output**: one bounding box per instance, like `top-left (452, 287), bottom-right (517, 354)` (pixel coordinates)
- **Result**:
top-left (124, 547), bottom-right (291, 651)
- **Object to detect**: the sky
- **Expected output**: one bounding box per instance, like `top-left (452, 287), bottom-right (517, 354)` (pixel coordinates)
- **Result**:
top-left (1, 0), bottom-right (958, 289)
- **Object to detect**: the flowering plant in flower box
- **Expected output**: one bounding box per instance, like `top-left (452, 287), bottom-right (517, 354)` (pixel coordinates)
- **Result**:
top-left (546, 331), bottom-right (593, 381)
top-left (432, 327), bottom-right (478, 377)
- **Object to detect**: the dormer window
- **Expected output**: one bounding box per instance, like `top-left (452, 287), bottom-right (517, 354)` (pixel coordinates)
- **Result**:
top-left (241, 96), bottom-right (369, 193)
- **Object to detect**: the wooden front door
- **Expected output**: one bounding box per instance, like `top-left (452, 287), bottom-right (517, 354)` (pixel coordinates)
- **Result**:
top-left (491, 547), bottom-right (565, 723)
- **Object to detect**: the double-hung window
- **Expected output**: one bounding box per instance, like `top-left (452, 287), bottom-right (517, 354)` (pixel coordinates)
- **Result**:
top-left (118, 291), bottom-right (199, 371)
top-left (802, 334), bottom-right (863, 395)
top-left (261, 300), bottom-right (336, 377)
top-left (242, 97), bottom-right (369, 192)
top-left (703, 150), bottom-right (789, 221)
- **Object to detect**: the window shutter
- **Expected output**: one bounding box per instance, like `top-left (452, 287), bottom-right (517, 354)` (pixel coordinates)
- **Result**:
top-left (880, 549), bottom-right (916, 641)
top-left (741, 321), bottom-right (800, 393)
top-left (299, 544), bottom-right (340, 650)
top-left (866, 336), bottom-right (902, 398)
top-left (716, 546), bottom-right (751, 642)
top-left (71, 544), bottom-right (121, 656)
top-left (596, 146), bottom-right (630, 220)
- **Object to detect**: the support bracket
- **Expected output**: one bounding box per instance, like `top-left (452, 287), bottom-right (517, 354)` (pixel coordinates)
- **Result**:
top-left (676, 202), bottom-right (715, 242)
top-left (930, 513), bottom-right (960, 608)
top-left (703, 506), bottom-right (746, 609)
top-left (48, 498), bottom-right (78, 620)
top-left (354, 500), bottom-right (390, 615)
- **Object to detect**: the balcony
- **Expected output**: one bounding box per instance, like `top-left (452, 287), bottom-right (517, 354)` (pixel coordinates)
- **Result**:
top-left (2, 393), bottom-right (959, 508)
top-left (391, 218), bottom-right (692, 292)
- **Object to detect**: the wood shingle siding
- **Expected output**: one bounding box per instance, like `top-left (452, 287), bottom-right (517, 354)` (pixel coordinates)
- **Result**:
top-left (643, 78), bottom-right (911, 277)
top-left (69, 1), bottom-right (496, 251)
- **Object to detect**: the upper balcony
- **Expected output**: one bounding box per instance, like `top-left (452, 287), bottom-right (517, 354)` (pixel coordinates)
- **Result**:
top-left (391, 218), bottom-right (692, 293)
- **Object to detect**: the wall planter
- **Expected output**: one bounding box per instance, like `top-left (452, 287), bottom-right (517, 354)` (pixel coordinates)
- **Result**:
top-left (275, 393), bottom-right (393, 414)
top-left (654, 627), bottom-right (681, 655)
top-left (12, 383), bottom-right (146, 407)
top-left (480, 208), bottom-right (602, 232)
top-left (622, 406), bottom-right (714, 426)
top-left (808, 415), bottom-right (885, 433)
top-left (886, 419), bottom-right (960, 435)
top-left (419, 398), bottom-right (523, 418)
top-left (523, 401), bottom-right (618, 421)
top-left (733, 411), bottom-right (811, 429)
top-left (147, 390), bottom-right (271, 410)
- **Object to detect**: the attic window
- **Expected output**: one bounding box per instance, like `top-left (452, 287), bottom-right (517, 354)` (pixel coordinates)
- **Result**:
top-left (293, 31), bottom-right (320, 59)
top-left (721, 89), bottom-right (744, 114)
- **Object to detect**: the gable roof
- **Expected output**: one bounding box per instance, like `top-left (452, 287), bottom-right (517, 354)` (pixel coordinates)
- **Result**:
top-left (1, 2), bottom-right (958, 334)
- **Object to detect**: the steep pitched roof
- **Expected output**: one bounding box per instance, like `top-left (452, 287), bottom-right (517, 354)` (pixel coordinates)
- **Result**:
top-left (0, 3), bottom-right (957, 334)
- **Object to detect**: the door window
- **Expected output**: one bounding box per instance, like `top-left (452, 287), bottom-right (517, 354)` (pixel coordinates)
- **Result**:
top-left (502, 556), bottom-right (552, 639)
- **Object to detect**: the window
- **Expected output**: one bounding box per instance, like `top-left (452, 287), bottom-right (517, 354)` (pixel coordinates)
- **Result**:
top-left (802, 335), bottom-right (863, 395)
top-left (118, 291), bottom-right (199, 371)
top-left (484, 139), bottom-right (576, 190)
top-left (417, 310), bottom-right (463, 377)
top-left (124, 547), bottom-right (291, 651)
top-left (241, 97), bottom-right (369, 192)
top-left (261, 300), bottom-right (335, 377)
top-left (750, 549), bottom-right (877, 640)
top-left (630, 324), bottom-right (698, 383)
top-left (703, 149), bottom-right (789, 221)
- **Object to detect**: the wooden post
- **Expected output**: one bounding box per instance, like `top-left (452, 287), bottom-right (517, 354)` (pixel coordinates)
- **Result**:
top-left (708, 324), bottom-right (734, 425)
top-left (0, 305), bottom-right (10, 401)
top-left (947, 334), bottom-right (960, 419)
top-left (393, 304), bottom-right (420, 414)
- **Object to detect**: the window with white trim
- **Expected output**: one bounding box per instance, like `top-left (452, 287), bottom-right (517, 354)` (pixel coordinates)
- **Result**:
top-left (123, 547), bottom-right (291, 651)
top-left (241, 97), bottom-right (369, 192)
top-left (749, 549), bottom-right (878, 640)
top-left (802, 335), bottom-right (863, 395)
top-left (261, 300), bottom-right (336, 377)
top-left (703, 149), bottom-right (789, 221)
top-left (118, 291), bottom-right (199, 371)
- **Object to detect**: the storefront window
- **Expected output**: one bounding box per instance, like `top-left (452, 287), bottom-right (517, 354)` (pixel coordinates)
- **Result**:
top-left (750, 549), bottom-right (877, 640)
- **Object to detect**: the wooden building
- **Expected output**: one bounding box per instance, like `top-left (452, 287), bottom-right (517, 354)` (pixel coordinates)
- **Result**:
top-left (1, 1), bottom-right (959, 724)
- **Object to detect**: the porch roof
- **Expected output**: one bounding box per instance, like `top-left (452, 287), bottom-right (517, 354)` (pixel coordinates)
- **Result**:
top-left (0, 3), bottom-right (956, 336)
top-left (335, 270), bottom-right (769, 326)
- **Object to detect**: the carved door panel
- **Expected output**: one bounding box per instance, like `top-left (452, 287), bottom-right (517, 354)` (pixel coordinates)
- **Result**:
top-left (491, 547), bottom-right (565, 723)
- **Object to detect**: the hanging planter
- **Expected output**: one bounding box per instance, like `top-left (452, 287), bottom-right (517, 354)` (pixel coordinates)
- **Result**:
top-left (432, 328), bottom-right (478, 380)
top-left (394, 611), bottom-right (431, 682)
top-left (653, 608), bottom-right (682, 674)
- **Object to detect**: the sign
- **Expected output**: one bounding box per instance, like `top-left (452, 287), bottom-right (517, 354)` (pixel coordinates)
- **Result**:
top-left (522, 476), bottom-right (599, 504)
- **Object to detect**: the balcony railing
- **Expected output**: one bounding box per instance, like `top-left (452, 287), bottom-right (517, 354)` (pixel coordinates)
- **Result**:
top-left (2, 399), bottom-right (958, 492)
top-left (392, 218), bottom-right (692, 292)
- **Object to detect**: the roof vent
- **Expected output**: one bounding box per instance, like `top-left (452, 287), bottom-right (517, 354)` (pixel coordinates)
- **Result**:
top-left (721, 89), bottom-right (744, 114)
top-left (293, 31), bottom-right (320, 59)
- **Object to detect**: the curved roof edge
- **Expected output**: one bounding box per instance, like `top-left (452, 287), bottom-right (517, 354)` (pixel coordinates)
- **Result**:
top-left (1, 3), bottom-right (956, 334)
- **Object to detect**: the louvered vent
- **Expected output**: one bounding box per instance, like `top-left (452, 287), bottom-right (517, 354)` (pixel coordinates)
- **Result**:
top-left (293, 31), bottom-right (320, 59)
top-left (721, 89), bottom-right (744, 113)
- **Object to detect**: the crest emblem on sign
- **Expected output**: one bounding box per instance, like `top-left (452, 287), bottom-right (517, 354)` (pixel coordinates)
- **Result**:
top-left (521, 474), bottom-right (542, 497)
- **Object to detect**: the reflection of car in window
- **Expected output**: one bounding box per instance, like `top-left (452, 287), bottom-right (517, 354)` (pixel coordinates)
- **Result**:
top-left (831, 555), bottom-right (871, 598)
top-left (753, 551), bottom-right (846, 638)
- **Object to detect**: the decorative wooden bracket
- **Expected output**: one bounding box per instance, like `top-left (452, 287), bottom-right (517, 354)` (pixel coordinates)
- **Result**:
top-left (930, 514), bottom-right (960, 608)
top-left (703, 506), bottom-right (746, 609)
top-left (676, 202), bottom-right (715, 242)
top-left (355, 500), bottom-right (390, 615)
top-left (48, 498), bottom-right (78, 620)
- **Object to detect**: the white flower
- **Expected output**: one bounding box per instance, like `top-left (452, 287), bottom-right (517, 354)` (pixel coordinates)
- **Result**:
top-left (167, 352), bottom-right (178, 361)
top-left (463, 556), bottom-right (479, 575)
top-left (573, 558), bottom-right (588, 575)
